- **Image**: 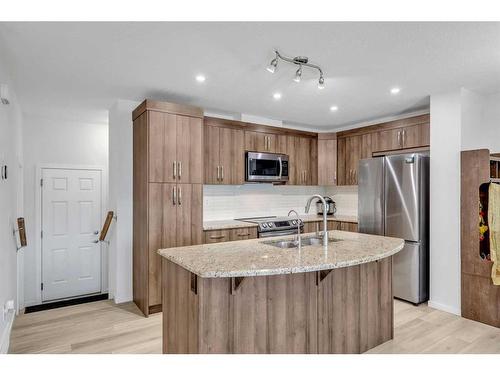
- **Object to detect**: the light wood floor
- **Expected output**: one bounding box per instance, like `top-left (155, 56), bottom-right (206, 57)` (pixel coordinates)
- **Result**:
top-left (9, 299), bottom-right (500, 354)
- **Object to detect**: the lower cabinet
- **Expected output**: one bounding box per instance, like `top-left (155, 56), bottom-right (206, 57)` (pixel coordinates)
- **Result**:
top-left (304, 220), bottom-right (357, 233)
top-left (204, 227), bottom-right (258, 244)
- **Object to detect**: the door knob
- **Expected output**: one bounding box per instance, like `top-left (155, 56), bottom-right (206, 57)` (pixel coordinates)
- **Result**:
top-left (93, 240), bottom-right (99, 244)
top-left (94, 231), bottom-right (99, 235)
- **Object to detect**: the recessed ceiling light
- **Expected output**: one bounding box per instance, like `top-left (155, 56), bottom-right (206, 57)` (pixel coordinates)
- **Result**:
top-left (273, 92), bottom-right (282, 100)
top-left (390, 87), bottom-right (401, 95)
top-left (195, 75), bottom-right (206, 83)
top-left (330, 105), bottom-right (338, 112)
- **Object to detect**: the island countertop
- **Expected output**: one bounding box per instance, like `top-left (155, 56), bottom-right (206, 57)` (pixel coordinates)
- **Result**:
top-left (158, 230), bottom-right (403, 278)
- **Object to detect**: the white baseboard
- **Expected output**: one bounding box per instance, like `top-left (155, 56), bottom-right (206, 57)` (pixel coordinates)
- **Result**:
top-left (114, 294), bottom-right (132, 304)
top-left (0, 310), bottom-right (15, 354)
top-left (428, 300), bottom-right (461, 316)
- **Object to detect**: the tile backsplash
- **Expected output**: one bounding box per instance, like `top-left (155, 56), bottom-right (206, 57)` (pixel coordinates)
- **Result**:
top-left (203, 184), bottom-right (358, 221)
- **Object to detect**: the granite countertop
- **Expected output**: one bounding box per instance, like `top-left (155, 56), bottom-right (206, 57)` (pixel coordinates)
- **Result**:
top-left (203, 214), bottom-right (358, 231)
top-left (158, 230), bottom-right (403, 278)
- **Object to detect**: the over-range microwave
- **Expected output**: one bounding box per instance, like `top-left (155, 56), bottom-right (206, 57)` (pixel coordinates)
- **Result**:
top-left (245, 151), bottom-right (289, 183)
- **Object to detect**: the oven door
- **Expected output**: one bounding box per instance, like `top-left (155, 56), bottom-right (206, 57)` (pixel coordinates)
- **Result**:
top-left (246, 152), bottom-right (289, 182)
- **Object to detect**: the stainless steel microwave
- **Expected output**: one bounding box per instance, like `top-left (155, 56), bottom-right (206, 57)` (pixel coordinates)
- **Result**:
top-left (245, 151), bottom-right (289, 183)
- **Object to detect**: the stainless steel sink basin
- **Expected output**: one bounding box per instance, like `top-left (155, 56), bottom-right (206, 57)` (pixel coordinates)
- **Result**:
top-left (262, 236), bottom-right (342, 249)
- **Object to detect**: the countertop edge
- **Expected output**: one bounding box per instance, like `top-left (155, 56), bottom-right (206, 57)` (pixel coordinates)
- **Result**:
top-left (160, 240), bottom-right (403, 279)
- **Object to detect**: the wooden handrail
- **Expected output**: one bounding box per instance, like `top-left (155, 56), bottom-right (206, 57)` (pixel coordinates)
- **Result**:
top-left (99, 211), bottom-right (114, 242)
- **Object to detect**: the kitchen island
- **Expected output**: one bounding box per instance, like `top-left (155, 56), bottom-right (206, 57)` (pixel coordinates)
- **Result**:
top-left (159, 230), bottom-right (403, 354)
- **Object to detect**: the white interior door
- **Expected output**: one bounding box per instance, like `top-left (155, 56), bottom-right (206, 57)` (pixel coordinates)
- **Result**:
top-left (41, 168), bottom-right (102, 302)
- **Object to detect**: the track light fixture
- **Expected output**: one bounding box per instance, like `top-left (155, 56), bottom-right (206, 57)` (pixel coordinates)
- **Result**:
top-left (266, 50), bottom-right (325, 89)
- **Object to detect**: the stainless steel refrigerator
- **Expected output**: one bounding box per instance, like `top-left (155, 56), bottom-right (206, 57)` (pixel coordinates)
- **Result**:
top-left (358, 153), bottom-right (429, 304)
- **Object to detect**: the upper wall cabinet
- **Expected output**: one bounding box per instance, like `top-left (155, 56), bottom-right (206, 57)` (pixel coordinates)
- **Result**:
top-left (148, 110), bottom-right (203, 184)
top-left (372, 119), bottom-right (430, 153)
top-left (203, 117), bottom-right (317, 186)
top-left (337, 114), bottom-right (429, 186)
top-left (204, 124), bottom-right (245, 185)
top-left (318, 133), bottom-right (337, 186)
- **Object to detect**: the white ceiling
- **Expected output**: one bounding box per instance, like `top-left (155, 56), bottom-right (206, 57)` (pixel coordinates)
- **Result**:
top-left (0, 22), bottom-right (499, 130)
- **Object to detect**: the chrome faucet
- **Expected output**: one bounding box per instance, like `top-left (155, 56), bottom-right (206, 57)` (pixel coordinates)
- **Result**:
top-left (287, 209), bottom-right (301, 249)
top-left (305, 195), bottom-right (328, 249)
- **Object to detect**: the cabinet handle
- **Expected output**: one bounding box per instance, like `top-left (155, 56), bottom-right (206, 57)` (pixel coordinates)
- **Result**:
top-left (237, 233), bottom-right (250, 237)
top-left (402, 129), bottom-right (406, 147)
top-left (397, 131), bottom-right (402, 147)
top-left (178, 186), bottom-right (182, 205)
top-left (172, 186), bottom-right (176, 205)
top-left (210, 235), bottom-right (226, 240)
top-left (178, 161), bottom-right (182, 179)
top-left (217, 166), bottom-right (220, 181)
top-left (173, 161), bottom-right (177, 179)
top-left (221, 165), bottom-right (224, 181)
top-left (333, 172), bottom-right (337, 184)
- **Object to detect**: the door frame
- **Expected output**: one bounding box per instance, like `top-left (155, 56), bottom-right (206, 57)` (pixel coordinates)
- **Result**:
top-left (31, 164), bottom-right (108, 305)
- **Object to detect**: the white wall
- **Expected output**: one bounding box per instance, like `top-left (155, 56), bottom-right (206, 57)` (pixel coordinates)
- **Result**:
top-left (21, 114), bottom-right (108, 307)
top-left (429, 90), bottom-right (462, 315)
top-left (108, 100), bottom-right (138, 303)
top-left (0, 63), bottom-right (23, 353)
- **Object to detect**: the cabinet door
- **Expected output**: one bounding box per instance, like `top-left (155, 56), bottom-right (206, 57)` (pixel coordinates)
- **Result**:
top-left (204, 125), bottom-right (220, 184)
top-left (296, 137), bottom-right (311, 185)
top-left (149, 112), bottom-right (177, 183)
top-left (327, 221), bottom-right (341, 231)
top-left (286, 136), bottom-right (298, 185)
top-left (245, 131), bottom-right (275, 152)
top-left (276, 134), bottom-right (287, 154)
top-left (204, 229), bottom-right (232, 244)
top-left (309, 138), bottom-right (318, 185)
top-left (360, 133), bottom-right (373, 159)
top-left (402, 123), bottom-right (430, 149)
top-left (340, 222), bottom-right (358, 232)
top-left (337, 137), bottom-right (347, 186)
top-left (230, 227), bottom-right (258, 241)
top-left (374, 128), bottom-right (402, 152)
top-left (176, 116), bottom-right (203, 184)
top-left (345, 136), bottom-right (361, 185)
top-left (176, 184), bottom-right (203, 247)
top-left (220, 127), bottom-right (245, 185)
top-left (318, 138), bottom-right (337, 186)
top-left (148, 183), bottom-right (170, 306)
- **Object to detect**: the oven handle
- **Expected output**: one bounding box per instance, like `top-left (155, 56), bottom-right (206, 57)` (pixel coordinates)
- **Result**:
top-left (258, 228), bottom-right (303, 238)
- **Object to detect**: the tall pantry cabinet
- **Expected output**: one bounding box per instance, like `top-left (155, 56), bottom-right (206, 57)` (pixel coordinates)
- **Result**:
top-left (133, 100), bottom-right (204, 316)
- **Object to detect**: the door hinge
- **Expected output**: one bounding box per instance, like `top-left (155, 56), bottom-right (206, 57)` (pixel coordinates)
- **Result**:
top-left (40, 178), bottom-right (43, 187)
top-left (41, 230), bottom-right (43, 239)
top-left (41, 283), bottom-right (44, 290)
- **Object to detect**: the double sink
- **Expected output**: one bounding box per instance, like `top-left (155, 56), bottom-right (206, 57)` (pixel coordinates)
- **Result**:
top-left (262, 235), bottom-right (342, 249)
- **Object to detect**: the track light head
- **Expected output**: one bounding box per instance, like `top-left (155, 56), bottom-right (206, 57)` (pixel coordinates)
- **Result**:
top-left (267, 58), bottom-right (278, 74)
top-left (318, 76), bottom-right (325, 89)
top-left (293, 66), bottom-right (302, 83)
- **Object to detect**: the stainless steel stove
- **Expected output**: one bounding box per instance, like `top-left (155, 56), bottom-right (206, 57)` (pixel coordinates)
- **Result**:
top-left (236, 216), bottom-right (304, 238)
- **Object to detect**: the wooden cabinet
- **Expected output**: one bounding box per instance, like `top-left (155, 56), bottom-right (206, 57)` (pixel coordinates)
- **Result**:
top-left (286, 135), bottom-right (317, 185)
top-left (318, 134), bottom-right (337, 186)
top-left (148, 111), bottom-right (203, 184)
top-left (204, 229), bottom-right (231, 244)
top-left (133, 100), bottom-right (204, 316)
top-left (230, 227), bottom-right (258, 241)
top-left (245, 131), bottom-right (276, 153)
top-left (148, 183), bottom-right (203, 307)
top-left (204, 227), bottom-right (258, 244)
top-left (373, 122), bottom-right (430, 152)
top-left (337, 115), bottom-right (429, 186)
top-left (203, 227), bottom-right (259, 245)
top-left (205, 125), bottom-right (244, 184)
top-left (304, 220), bottom-right (356, 233)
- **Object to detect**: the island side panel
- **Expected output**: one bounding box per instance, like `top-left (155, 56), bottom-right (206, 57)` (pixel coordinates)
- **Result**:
top-left (162, 259), bottom-right (199, 354)
top-left (265, 272), bottom-right (317, 354)
top-left (317, 265), bottom-right (361, 354)
top-left (359, 257), bottom-right (393, 352)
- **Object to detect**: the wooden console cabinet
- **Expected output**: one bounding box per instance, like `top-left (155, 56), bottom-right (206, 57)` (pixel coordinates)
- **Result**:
top-left (133, 100), bottom-right (204, 316)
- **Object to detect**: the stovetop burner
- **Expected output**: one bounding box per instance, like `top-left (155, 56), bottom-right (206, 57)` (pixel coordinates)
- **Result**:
top-left (235, 215), bottom-right (303, 235)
